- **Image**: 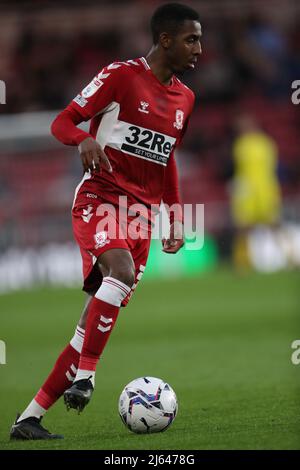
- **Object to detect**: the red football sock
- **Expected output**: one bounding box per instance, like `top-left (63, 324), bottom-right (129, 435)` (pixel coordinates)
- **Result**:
top-left (74, 277), bottom-right (131, 384)
top-left (78, 297), bottom-right (120, 372)
top-left (34, 326), bottom-right (85, 410)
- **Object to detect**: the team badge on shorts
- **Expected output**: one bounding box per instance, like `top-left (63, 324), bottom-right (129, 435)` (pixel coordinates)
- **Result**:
top-left (173, 109), bottom-right (184, 130)
top-left (94, 231), bottom-right (110, 249)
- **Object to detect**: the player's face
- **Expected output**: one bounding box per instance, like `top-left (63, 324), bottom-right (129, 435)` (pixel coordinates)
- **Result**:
top-left (168, 20), bottom-right (202, 73)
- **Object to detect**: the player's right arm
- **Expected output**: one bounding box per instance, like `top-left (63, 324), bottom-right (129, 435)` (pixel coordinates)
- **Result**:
top-left (51, 108), bottom-right (111, 173)
top-left (51, 62), bottom-right (123, 172)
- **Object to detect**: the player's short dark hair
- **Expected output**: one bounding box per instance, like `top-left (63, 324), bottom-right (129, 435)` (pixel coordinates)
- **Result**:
top-left (151, 3), bottom-right (200, 44)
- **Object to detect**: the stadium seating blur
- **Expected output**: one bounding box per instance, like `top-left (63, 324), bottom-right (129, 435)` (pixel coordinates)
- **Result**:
top-left (0, 0), bottom-right (299, 290)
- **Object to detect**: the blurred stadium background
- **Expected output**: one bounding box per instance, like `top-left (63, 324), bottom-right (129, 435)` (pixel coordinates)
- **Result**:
top-left (0, 0), bottom-right (299, 450)
top-left (0, 0), bottom-right (300, 288)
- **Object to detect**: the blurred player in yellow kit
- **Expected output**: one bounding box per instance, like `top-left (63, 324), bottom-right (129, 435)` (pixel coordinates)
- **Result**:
top-left (230, 114), bottom-right (282, 269)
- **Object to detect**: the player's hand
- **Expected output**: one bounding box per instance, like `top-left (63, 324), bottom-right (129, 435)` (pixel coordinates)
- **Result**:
top-left (162, 221), bottom-right (184, 254)
top-left (78, 137), bottom-right (112, 173)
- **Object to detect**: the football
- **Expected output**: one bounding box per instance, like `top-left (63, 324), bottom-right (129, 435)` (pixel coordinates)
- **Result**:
top-left (118, 376), bottom-right (178, 434)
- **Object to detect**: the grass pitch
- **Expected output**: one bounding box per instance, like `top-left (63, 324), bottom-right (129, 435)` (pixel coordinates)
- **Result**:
top-left (0, 267), bottom-right (299, 450)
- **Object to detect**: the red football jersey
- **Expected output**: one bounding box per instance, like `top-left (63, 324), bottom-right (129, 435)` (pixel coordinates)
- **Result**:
top-left (62, 57), bottom-right (194, 216)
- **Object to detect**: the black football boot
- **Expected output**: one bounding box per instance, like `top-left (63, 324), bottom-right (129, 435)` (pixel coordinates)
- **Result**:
top-left (10, 414), bottom-right (64, 440)
top-left (63, 377), bottom-right (94, 413)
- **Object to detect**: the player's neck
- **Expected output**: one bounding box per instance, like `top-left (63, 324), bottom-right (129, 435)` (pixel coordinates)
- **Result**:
top-left (145, 49), bottom-right (173, 86)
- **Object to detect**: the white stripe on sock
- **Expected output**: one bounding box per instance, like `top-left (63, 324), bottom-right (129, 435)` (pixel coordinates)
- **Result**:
top-left (76, 326), bottom-right (85, 336)
top-left (17, 399), bottom-right (46, 422)
top-left (70, 326), bottom-right (85, 353)
top-left (100, 315), bottom-right (113, 324)
top-left (75, 369), bottom-right (95, 388)
top-left (95, 276), bottom-right (131, 307)
top-left (97, 324), bottom-right (111, 333)
top-left (66, 371), bottom-right (75, 382)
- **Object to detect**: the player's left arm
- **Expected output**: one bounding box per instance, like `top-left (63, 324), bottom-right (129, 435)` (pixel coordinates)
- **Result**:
top-left (162, 92), bottom-right (195, 254)
top-left (162, 101), bottom-right (194, 253)
top-left (161, 149), bottom-right (184, 254)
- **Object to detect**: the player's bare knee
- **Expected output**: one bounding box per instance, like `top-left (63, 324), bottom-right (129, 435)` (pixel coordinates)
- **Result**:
top-left (110, 265), bottom-right (135, 288)
top-left (78, 293), bottom-right (94, 328)
top-left (78, 308), bottom-right (88, 329)
top-left (97, 249), bottom-right (135, 288)
top-left (103, 258), bottom-right (135, 287)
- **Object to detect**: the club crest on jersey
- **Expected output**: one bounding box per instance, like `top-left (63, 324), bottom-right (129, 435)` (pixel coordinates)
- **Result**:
top-left (138, 101), bottom-right (149, 114)
top-left (94, 231), bottom-right (110, 249)
top-left (173, 109), bottom-right (184, 130)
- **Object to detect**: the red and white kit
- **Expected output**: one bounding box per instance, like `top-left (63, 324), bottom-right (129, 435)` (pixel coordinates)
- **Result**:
top-left (51, 57), bottom-right (195, 304)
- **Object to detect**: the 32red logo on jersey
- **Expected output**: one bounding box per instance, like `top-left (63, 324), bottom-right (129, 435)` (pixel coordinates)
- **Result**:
top-left (122, 125), bottom-right (175, 165)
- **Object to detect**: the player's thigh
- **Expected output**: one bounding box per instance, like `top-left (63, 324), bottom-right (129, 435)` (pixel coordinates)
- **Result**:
top-left (97, 248), bottom-right (135, 287)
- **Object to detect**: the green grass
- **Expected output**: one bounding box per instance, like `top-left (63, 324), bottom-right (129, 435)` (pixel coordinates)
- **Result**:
top-left (0, 267), bottom-right (299, 449)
